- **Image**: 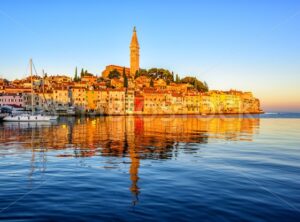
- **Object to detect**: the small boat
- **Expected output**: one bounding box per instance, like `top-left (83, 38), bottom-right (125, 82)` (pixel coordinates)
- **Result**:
top-left (0, 107), bottom-right (10, 121)
top-left (67, 106), bottom-right (76, 115)
top-left (1, 105), bottom-right (26, 115)
top-left (54, 106), bottom-right (76, 116)
top-left (49, 115), bottom-right (59, 120)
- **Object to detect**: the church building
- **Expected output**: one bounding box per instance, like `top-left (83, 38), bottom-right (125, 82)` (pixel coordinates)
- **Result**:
top-left (102, 27), bottom-right (140, 78)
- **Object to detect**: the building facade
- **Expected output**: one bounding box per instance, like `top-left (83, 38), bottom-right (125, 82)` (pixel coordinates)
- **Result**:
top-left (0, 93), bottom-right (26, 107)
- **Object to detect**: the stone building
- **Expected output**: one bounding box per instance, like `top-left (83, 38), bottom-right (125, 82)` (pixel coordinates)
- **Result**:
top-left (102, 65), bottom-right (130, 79)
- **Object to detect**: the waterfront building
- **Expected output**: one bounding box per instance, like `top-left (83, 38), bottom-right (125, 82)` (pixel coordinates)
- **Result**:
top-left (71, 87), bottom-right (87, 111)
top-left (134, 92), bottom-right (144, 113)
top-left (108, 89), bottom-right (125, 115)
top-left (22, 93), bottom-right (40, 110)
top-left (125, 90), bottom-right (135, 114)
top-left (206, 91), bottom-right (219, 113)
top-left (200, 93), bottom-right (213, 114)
top-left (183, 92), bottom-right (200, 114)
top-left (96, 89), bottom-right (108, 114)
top-left (86, 89), bottom-right (98, 111)
top-left (53, 87), bottom-right (69, 109)
top-left (170, 93), bottom-right (184, 114)
top-left (0, 93), bottom-right (26, 107)
top-left (37, 91), bottom-right (55, 111)
top-left (143, 89), bottom-right (166, 114)
top-left (240, 92), bottom-right (260, 113)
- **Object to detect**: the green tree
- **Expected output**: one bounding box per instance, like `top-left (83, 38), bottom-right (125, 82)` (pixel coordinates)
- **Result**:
top-left (175, 74), bottom-right (180, 83)
top-left (80, 68), bottom-right (84, 78)
top-left (97, 77), bottom-right (104, 82)
top-left (147, 68), bottom-right (173, 83)
top-left (134, 70), bottom-right (140, 79)
top-left (108, 69), bottom-right (121, 79)
top-left (74, 67), bottom-right (78, 82)
top-left (139, 69), bottom-right (147, 77)
top-left (147, 68), bottom-right (158, 78)
top-left (180, 76), bottom-right (208, 92)
top-left (123, 67), bottom-right (128, 88)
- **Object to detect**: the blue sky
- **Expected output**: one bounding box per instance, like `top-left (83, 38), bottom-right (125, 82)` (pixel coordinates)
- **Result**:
top-left (0, 0), bottom-right (299, 111)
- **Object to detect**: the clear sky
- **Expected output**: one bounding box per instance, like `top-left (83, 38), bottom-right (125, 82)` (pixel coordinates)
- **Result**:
top-left (0, 0), bottom-right (299, 112)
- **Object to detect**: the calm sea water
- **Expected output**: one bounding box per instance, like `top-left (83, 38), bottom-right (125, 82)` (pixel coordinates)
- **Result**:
top-left (0, 113), bottom-right (300, 221)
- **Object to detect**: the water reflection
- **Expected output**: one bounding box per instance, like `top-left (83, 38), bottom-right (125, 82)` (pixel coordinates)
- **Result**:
top-left (0, 116), bottom-right (260, 205)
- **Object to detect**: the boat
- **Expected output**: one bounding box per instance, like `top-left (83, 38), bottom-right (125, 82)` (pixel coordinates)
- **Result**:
top-left (49, 115), bottom-right (59, 120)
top-left (0, 106), bottom-right (10, 121)
top-left (1, 105), bottom-right (26, 115)
top-left (52, 106), bottom-right (76, 116)
top-left (67, 106), bottom-right (76, 115)
top-left (3, 59), bottom-right (58, 122)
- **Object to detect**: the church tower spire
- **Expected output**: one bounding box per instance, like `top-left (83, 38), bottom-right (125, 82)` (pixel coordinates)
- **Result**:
top-left (130, 26), bottom-right (140, 76)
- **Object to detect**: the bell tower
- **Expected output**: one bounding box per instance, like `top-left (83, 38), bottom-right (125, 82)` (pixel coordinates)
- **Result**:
top-left (130, 26), bottom-right (140, 76)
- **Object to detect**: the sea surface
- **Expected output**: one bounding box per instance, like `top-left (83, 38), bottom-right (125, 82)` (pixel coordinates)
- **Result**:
top-left (0, 113), bottom-right (300, 221)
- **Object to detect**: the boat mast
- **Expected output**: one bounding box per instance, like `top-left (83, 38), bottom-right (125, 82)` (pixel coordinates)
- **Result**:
top-left (30, 59), bottom-right (34, 115)
top-left (42, 69), bottom-right (50, 111)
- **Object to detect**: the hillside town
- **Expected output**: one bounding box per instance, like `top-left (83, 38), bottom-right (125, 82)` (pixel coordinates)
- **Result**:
top-left (0, 27), bottom-right (262, 116)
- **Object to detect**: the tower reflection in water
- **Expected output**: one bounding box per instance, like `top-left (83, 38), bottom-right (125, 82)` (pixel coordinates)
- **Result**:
top-left (0, 116), bottom-right (260, 205)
